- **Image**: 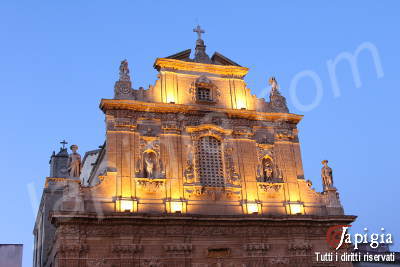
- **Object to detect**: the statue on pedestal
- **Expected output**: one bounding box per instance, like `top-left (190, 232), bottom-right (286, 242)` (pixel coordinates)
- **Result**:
top-left (268, 76), bottom-right (279, 94)
top-left (144, 152), bottom-right (156, 178)
top-left (68, 144), bottom-right (82, 178)
top-left (263, 160), bottom-right (274, 180)
top-left (321, 160), bottom-right (333, 191)
top-left (268, 76), bottom-right (289, 113)
top-left (119, 59), bottom-right (130, 82)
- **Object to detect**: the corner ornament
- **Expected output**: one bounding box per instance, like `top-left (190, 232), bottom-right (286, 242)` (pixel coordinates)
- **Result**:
top-left (114, 59), bottom-right (134, 99)
top-left (321, 160), bottom-right (334, 191)
top-left (268, 76), bottom-right (289, 113)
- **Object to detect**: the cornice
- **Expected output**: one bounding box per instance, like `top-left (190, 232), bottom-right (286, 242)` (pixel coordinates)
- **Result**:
top-left (100, 99), bottom-right (303, 124)
top-left (154, 58), bottom-right (249, 78)
top-left (51, 211), bottom-right (357, 224)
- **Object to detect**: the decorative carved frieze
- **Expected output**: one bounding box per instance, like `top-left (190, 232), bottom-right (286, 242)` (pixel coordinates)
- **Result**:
top-left (258, 182), bottom-right (283, 193)
top-left (243, 243), bottom-right (271, 257)
top-left (112, 244), bottom-right (142, 254)
top-left (269, 257), bottom-right (290, 265)
top-left (232, 126), bottom-right (253, 139)
top-left (136, 178), bottom-right (164, 193)
top-left (288, 241), bottom-right (312, 256)
top-left (58, 243), bottom-right (88, 256)
top-left (274, 121), bottom-right (298, 142)
top-left (185, 186), bottom-right (241, 201)
top-left (161, 121), bottom-right (181, 134)
top-left (163, 243), bottom-right (192, 256)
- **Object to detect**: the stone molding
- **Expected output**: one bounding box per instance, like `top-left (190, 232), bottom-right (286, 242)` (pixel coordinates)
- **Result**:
top-left (154, 58), bottom-right (249, 78)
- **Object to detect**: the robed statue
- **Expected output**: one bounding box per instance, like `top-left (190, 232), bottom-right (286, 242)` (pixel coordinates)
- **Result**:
top-left (144, 152), bottom-right (156, 178)
top-left (321, 160), bottom-right (333, 191)
top-left (68, 144), bottom-right (82, 178)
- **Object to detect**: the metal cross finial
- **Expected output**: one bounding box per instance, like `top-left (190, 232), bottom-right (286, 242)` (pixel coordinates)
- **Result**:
top-left (193, 25), bottom-right (205, 40)
top-left (60, 139), bottom-right (68, 149)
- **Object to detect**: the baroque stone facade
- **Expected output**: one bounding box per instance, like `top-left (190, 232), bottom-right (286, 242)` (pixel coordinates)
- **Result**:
top-left (33, 27), bottom-right (355, 267)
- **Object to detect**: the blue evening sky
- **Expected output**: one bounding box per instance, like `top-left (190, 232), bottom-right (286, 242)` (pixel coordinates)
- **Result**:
top-left (1, 1), bottom-right (399, 266)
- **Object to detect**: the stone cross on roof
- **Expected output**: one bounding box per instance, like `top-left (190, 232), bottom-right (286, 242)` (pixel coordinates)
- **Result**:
top-left (193, 25), bottom-right (205, 40)
top-left (60, 140), bottom-right (68, 149)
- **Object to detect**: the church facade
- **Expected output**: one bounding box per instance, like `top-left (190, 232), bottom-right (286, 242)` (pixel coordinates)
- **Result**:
top-left (33, 27), bottom-right (355, 267)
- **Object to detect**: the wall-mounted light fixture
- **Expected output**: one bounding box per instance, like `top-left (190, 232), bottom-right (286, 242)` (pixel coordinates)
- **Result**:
top-left (286, 202), bottom-right (304, 215)
top-left (115, 197), bottom-right (138, 212)
top-left (165, 199), bottom-right (187, 214)
top-left (243, 200), bottom-right (261, 214)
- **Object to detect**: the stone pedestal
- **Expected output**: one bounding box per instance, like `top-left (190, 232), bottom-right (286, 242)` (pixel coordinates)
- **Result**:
top-left (324, 187), bottom-right (344, 215)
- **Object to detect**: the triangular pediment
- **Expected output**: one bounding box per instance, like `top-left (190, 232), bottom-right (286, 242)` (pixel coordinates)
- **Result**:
top-left (211, 52), bottom-right (241, 66)
top-left (166, 49), bottom-right (191, 61)
top-left (163, 50), bottom-right (241, 67)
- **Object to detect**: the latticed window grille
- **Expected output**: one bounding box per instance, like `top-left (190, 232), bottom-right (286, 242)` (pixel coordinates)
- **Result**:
top-left (197, 136), bottom-right (224, 187)
top-left (197, 87), bottom-right (211, 101)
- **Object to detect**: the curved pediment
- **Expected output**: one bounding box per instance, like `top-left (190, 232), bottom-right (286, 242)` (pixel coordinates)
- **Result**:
top-left (186, 124), bottom-right (233, 137)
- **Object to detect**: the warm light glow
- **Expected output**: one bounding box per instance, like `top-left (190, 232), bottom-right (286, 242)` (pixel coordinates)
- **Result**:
top-left (116, 197), bottom-right (137, 212)
top-left (247, 203), bottom-right (259, 214)
top-left (170, 201), bottom-right (183, 213)
top-left (236, 97), bottom-right (247, 110)
top-left (288, 203), bottom-right (303, 215)
top-left (166, 94), bottom-right (176, 104)
top-left (120, 200), bottom-right (134, 212)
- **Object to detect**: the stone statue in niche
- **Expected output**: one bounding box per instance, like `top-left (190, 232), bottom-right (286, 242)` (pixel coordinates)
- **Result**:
top-left (261, 158), bottom-right (274, 182)
top-left (68, 144), bottom-right (81, 178)
top-left (321, 160), bottom-right (334, 191)
top-left (144, 151), bottom-right (156, 178)
top-left (263, 159), bottom-right (274, 179)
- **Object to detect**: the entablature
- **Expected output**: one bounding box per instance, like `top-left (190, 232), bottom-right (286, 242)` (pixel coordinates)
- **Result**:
top-left (100, 99), bottom-right (303, 124)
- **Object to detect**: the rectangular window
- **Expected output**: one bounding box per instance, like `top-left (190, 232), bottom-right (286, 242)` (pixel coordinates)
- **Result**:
top-left (197, 87), bottom-right (211, 101)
